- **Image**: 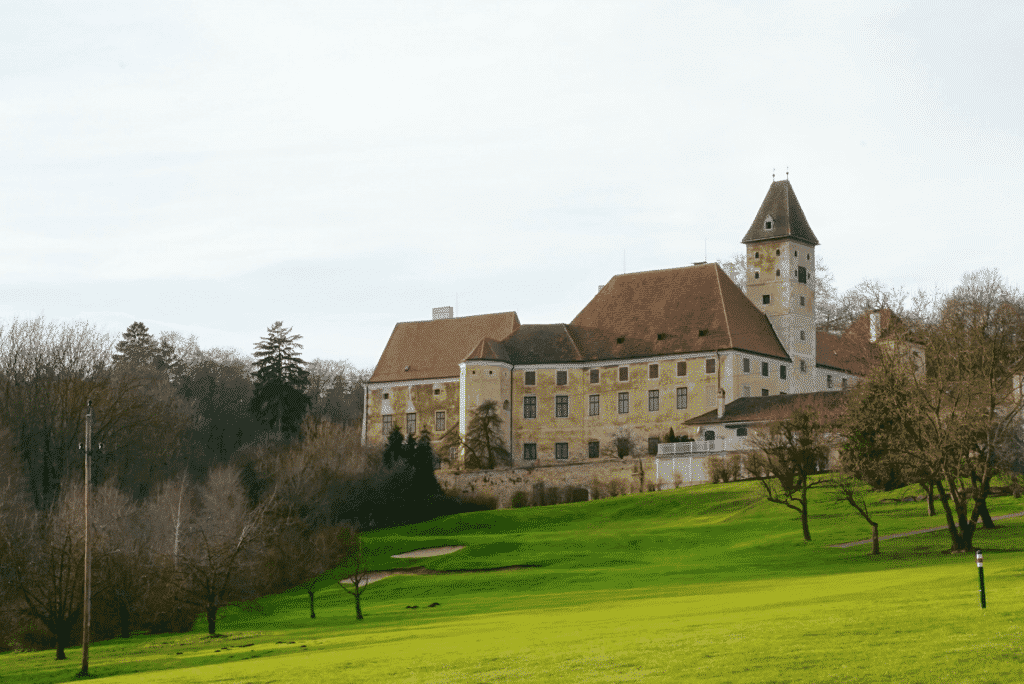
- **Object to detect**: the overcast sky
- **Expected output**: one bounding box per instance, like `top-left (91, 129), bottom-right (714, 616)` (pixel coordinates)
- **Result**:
top-left (2, 1), bottom-right (1021, 370)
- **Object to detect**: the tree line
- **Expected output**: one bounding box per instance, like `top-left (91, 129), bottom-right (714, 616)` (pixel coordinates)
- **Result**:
top-left (743, 269), bottom-right (1024, 552)
top-left (0, 318), bottom-right (475, 658)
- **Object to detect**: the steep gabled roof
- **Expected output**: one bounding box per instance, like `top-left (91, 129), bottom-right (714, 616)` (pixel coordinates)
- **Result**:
top-left (741, 179), bottom-right (819, 246)
top-left (463, 337), bottom-right (511, 363)
top-left (369, 312), bottom-right (520, 383)
top-left (569, 263), bottom-right (790, 361)
top-left (686, 391), bottom-right (848, 426)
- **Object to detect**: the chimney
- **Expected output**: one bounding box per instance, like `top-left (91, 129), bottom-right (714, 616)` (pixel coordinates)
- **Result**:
top-left (869, 310), bottom-right (881, 343)
top-left (432, 306), bottom-right (454, 320)
top-left (717, 387), bottom-right (726, 419)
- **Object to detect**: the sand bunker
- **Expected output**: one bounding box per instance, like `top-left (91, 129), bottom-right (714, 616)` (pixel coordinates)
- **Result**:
top-left (391, 545), bottom-right (465, 559)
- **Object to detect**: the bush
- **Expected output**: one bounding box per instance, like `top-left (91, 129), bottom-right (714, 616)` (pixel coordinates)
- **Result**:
top-left (709, 454), bottom-right (744, 484)
top-left (14, 622), bottom-right (57, 651)
top-left (510, 490), bottom-right (529, 508)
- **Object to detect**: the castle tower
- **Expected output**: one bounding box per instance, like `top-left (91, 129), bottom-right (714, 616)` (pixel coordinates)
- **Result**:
top-left (742, 179), bottom-right (820, 393)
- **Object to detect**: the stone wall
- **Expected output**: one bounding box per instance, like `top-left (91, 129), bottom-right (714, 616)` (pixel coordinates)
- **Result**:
top-left (436, 455), bottom-right (713, 509)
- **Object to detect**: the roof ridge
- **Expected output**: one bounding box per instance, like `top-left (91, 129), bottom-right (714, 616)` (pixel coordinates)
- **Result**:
top-left (562, 323), bottom-right (583, 360)
top-left (713, 264), bottom-right (735, 350)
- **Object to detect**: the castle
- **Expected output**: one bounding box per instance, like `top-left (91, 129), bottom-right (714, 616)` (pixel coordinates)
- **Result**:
top-left (362, 179), bottom-right (867, 476)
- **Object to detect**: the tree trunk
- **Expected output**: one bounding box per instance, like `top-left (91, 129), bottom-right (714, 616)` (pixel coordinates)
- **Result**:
top-left (935, 480), bottom-right (965, 551)
top-left (976, 494), bottom-right (996, 530)
top-left (55, 635), bottom-right (67, 661)
top-left (118, 600), bottom-right (132, 638)
top-left (308, 589), bottom-right (316, 619)
top-left (870, 523), bottom-right (879, 555)
top-left (922, 482), bottom-right (935, 516)
top-left (354, 590), bottom-right (363, 620)
top-left (206, 603), bottom-right (218, 635)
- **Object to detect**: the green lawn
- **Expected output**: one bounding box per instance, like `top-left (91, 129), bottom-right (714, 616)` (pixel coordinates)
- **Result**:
top-left (4, 478), bottom-right (1022, 683)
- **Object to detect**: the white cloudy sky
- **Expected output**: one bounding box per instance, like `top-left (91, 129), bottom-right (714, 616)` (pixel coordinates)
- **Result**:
top-left (1, 1), bottom-right (1021, 370)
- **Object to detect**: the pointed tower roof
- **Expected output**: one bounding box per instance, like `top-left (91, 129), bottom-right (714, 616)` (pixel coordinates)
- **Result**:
top-left (741, 179), bottom-right (819, 246)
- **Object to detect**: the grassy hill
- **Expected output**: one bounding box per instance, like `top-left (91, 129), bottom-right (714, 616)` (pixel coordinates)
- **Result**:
top-left (4, 478), bottom-right (1022, 683)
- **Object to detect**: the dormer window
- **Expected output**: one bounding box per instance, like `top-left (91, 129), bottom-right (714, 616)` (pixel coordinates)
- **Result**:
top-left (657, 333), bottom-right (667, 341)
top-left (764, 216), bottom-right (773, 231)
top-left (616, 336), bottom-right (625, 344)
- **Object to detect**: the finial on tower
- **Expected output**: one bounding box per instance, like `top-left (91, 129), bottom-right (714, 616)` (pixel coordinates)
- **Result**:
top-left (786, 166), bottom-right (789, 180)
top-left (772, 167), bottom-right (775, 181)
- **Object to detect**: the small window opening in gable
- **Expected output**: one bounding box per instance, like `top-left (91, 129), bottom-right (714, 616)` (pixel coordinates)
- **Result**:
top-left (616, 336), bottom-right (625, 344)
top-left (698, 329), bottom-right (709, 337)
top-left (657, 333), bottom-right (666, 341)
top-left (764, 219), bottom-right (772, 230)
top-left (404, 365), bottom-right (411, 371)
top-left (762, 294), bottom-right (771, 305)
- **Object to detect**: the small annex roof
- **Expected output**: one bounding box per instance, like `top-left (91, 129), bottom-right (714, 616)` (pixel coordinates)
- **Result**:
top-left (369, 311), bottom-right (520, 383)
top-left (462, 338), bottom-right (511, 363)
top-left (816, 308), bottom-right (910, 376)
top-left (741, 179), bottom-right (819, 246)
top-left (500, 324), bottom-right (583, 364)
top-left (569, 262), bottom-right (790, 362)
top-left (686, 391), bottom-right (848, 426)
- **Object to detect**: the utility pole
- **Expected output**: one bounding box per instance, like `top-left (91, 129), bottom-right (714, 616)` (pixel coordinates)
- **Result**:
top-left (79, 401), bottom-right (93, 678)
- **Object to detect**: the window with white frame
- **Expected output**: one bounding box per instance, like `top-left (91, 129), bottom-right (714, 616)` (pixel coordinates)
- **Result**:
top-left (618, 392), bottom-right (629, 414)
top-left (589, 394), bottom-right (600, 416)
top-left (648, 389), bottom-right (659, 412)
top-left (382, 414), bottom-right (393, 435)
top-left (676, 387), bottom-right (687, 409)
top-left (555, 395), bottom-right (569, 417)
top-left (524, 396), bottom-right (537, 419)
top-left (435, 410), bottom-right (445, 432)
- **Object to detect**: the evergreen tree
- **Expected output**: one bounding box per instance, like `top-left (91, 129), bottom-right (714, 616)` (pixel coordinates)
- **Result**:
top-left (250, 322), bottom-right (311, 437)
top-left (382, 425), bottom-right (406, 468)
top-left (113, 322), bottom-right (159, 366)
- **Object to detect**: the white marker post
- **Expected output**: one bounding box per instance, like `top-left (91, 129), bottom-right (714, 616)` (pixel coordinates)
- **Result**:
top-left (976, 549), bottom-right (986, 609)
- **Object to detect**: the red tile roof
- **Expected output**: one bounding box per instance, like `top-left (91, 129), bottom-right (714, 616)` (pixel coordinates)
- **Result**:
top-left (369, 312), bottom-right (520, 383)
top-left (570, 262), bottom-right (790, 361)
top-left (816, 308), bottom-right (908, 375)
top-left (687, 391), bottom-right (849, 426)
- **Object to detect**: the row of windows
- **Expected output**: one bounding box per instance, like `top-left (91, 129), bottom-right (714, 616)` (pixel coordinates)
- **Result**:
top-left (524, 388), bottom-right (689, 418)
top-left (382, 411), bottom-right (447, 435)
top-left (522, 437), bottom-right (669, 460)
top-left (522, 360), bottom-right (716, 386)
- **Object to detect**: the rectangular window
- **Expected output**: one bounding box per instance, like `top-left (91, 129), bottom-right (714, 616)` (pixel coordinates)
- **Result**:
top-left (800, 295), bottom-right (806, 306)
top-left (649, 363), bottom-right (659, 379)
top-left (648, 389), bottom-right (659, 412)
top-left (589, 368), bottom-right (600, 383)
top-left (762, 388), bottom-right (770, 397)
top-left (742, 358), bottom-right (750, 373)
top-left (706, 359), bottom-right (716, 374)
top-left (406, 413), bottom-right (416, 434)
top-left (736, 426), bottom-right (748, 437)
top-left (780, 365), bottom-right (787, 380)
top-left (555, 395), bottom-right (569, 417)
top-left (382, 414), bottom-right (393, 435)
top-left (763, 294), bottom-right (771, 305)
top-left (589, 394), bottom-right (600, 416)
top-left (676, 387), bottom-right (688, 409)
top-left (524, 396), bottom-right (537, 419)
top-left (618, 366), bottom-right (629, 382)
top-left (800, 330), bottom-right (806, 341)
top-left (555, 443), bottom-right (569, 460)
top-left (800, 359), bottom-right (807, 372)
top-left (827, 374), bottom-right (833, 389)
top-left (743, 385), bottom-right (751, 397)
top-left (761, 362), bottom-right (769, 377)
top-left (842, 378), bottom-right (848, 390)
top-left (798, 266), bottom-right (807, 283)
top-left (618, 392), bottom-right (629, 414)
top-left (677, 361), bottom-right (687, 376)
top-left (556, 370), bottom-right (567, 386)
top-left (524, 371), bottom-right (536, 386)
top-left (588, 441), bottom-right (600, 459)
top-left (648, 437), bottom-right (660, 455)
top-left (523, 443), bottom-right (537, 461)
top-left (435, 410), bottom-right (445, 432)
